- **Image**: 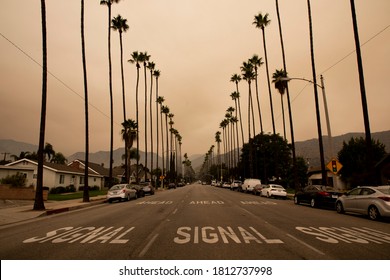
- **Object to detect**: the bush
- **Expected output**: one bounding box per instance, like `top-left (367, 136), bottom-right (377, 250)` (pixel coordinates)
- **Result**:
top-left (0, 173), bottom-right (26, 187)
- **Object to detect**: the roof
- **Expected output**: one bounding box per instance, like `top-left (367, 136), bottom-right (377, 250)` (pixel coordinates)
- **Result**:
top-left (6, 159), bottom-right (103, 177)
top-left (68, 159), bottom-right (109, 176)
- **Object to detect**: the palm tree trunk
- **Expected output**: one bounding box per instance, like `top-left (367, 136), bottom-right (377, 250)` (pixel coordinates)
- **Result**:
top-left (307, 0), bottom-right (327, 186)
top-left (107, 4), bottom-right (114, 186)
top-left (235, 83), bottom-right (245, 145)
top-left (350, 0), bottom-right (373, 181)
top-left (81, 0), bottom-right (89, 202)
top-left (160, 105), bottom-right (164, 183)
top-left (165, 114), bottom-right (169, 177)
top-left (143, 65), bottom-right (148, 182)
top-left (254, 69), bottom-right (263, 133)
top-left (276, 0), bottom-right (297, 189)
top-left (155, 79), bottom-right (159, 179)
top-left (34, 0), bottom-right (47, 211)
top-left (149, 70), bottom-right (154, 178)
top-left (135, 66), bottom-right (140, 183)
top-left (280, 95), bottom-right (286, 140)
top-left (262, 27), bottom-right (276, 135)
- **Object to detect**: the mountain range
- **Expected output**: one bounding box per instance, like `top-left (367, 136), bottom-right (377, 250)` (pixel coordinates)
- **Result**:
top-left (1, 130), bottom-right (389, 170)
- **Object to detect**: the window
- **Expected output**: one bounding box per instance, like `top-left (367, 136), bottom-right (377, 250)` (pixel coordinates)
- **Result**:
top-left (59, 175), bottom-right (65, 184)
top-left (79, 176), bottom-right (84, 185)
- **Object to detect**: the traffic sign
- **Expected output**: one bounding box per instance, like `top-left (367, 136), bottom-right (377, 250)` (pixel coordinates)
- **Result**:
top-left (326, 158), bottom-right (343, 175)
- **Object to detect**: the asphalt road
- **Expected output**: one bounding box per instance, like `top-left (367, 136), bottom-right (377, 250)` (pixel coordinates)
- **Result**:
top-left (0, 183), bottom-right (389, 260)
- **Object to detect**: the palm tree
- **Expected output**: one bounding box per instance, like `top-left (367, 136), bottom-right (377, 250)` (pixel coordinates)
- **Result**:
top-left (43, 143), bottom-right (55, 162)
top-left (157, 96), bottom-right (165, 180)
top-left (275, 0), bottom-right (297, 190)
top-left (215, 131), bottom-right (221, 180)
top-left (161, 105), bottom-right (170, 177)
top-left (100, 0), bottom-right (121, 186)
top-left (253, 12), bottom-right (276, 135)
top-left (230, 91), bottom-right (241, 166)
top-left (350, 0), bottom-right (373, 182)
top-left (128, 51), bottom-right (141, 183)
top-left (35, 0), bottom-right (47, 211)
top-left (154, 70), bottom-right (161, 176)
top-left (111, 14), bottom-right (129, 122)
top-left (81, 0), bottom-right (89, 202)
top-left (121, 119), bottom-right (138, 182)
top-left (112, 14), bottom-right (129, 182)
top-left (230, 116), bottom-right (238, 168)
top-left (168, 113), bottom-right (174, 177)
top-left (147, 61), bottom-right (155, 175)
top-left (240, 61), bottom-right (256, 140)
top-left (249, 54), bottom-right (264, 133)
top-left (272, 69), bottom-right (288, 139)
top-left (139, 52), bottom-right (150, 182)
top-left (307, 0), bottom-right (326, 185)
top-left (230, 74), bottom-right (245, 145)
top-left (227, 107), bottom-right (235, 168)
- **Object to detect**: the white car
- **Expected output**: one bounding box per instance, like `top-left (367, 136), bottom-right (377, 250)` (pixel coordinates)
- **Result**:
top-left (261, 184), bottom-right (287, 199)
top-left (336, 186), bottom-right (390, 221)
top-left (241, 179), bottom-right (261, 192)
top-left (222, 182), bottom-right (231, 188)
top-left (107, 184), bottom-right (137, 203)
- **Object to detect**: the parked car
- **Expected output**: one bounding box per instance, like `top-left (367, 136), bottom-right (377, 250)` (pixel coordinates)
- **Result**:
top-left (222, 182), bottom-right (231, 188)
top-left (129, 184), bottom-right (145, 197)
top-left (261, 184), bottom-right (287, 199)
top-left (168, 183), bottom-right (177, 189)
top-left (140, 182), bottom-right (155, 195)
top-left (294, 185), bottom-right (343, 208)
top-left (253, 184), bottom-right (267, 196)
top-left (336, 186), bottom-right (390, 221)
top-left (241, 178), bottom-right (261, 193)
top-left (230, 180), bottom-right (242, 191)
top-left (106, 184), bottom-right (137, 203)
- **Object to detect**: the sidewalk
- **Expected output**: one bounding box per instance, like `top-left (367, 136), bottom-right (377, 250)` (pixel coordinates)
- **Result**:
top-left (0, 195), bottom-right (107, 226)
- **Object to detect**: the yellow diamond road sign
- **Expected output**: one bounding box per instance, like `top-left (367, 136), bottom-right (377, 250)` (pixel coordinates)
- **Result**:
top-left (327, 158), bottom-right (343, 175)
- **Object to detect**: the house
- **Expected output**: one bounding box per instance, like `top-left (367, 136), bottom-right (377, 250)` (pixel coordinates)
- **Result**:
top-left (0, 165), bottom-right (35, 187)
top-left (4, 159), bottom-right (103, 191)
top-left (68, 159), bottom-right (109, 187)
top-left (307, 167), bottom-right (346, 190)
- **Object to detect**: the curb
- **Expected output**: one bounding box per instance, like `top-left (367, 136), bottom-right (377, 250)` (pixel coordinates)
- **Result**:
top-left (44, 198), bottom-right (106, 216)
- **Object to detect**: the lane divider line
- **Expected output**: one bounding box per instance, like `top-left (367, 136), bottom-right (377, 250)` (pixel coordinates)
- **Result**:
top-left (138, 233), bottom-right (159, 258)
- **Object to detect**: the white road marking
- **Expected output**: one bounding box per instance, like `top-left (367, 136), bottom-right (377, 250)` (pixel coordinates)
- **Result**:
top-left (286, 233), bottom-right (325, 256)
top-left (138, 233), bottom-right (159, 257)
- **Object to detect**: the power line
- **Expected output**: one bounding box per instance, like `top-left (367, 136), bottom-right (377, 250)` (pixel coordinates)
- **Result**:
top-left (0, 31), bottom-right (119, 127)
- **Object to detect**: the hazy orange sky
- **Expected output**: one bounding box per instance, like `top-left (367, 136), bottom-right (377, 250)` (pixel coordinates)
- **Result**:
top-left (1, 0), bottom-right (389, 160)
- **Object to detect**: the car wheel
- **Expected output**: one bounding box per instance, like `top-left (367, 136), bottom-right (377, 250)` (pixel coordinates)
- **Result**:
top-left (310, 198), bottom-right (316, 208)
top-left (336, 201), bottom-right (344, 213)
top-left (368, 206), bottom-right (380, 221)
top-left (294, 196), bottom-right (299, 205)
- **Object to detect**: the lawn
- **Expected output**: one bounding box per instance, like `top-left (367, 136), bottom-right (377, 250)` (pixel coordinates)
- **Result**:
top-left (48, 190), bottom-right (107, 201)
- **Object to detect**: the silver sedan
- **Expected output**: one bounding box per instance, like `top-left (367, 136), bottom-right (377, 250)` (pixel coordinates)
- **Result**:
top-left (106, 184), bottom-right (137, 203)
top-left (336, 186), bottom-right (390, 220)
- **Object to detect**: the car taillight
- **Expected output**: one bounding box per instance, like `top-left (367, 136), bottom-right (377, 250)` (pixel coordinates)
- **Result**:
top-left (318, 191), bottom-right (330, 196)
top-left (378, 196), bottom-right (390, 202)
top-left (122, 189), bottom-right (126, 193)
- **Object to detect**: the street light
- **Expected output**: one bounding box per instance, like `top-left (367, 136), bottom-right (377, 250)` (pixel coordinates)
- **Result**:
top-left (280, 75), bottom-right (333, 186)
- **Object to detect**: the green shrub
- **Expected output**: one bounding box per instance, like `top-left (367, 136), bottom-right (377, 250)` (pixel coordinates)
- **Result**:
top-left (0, 173), bottom-right (26, 187)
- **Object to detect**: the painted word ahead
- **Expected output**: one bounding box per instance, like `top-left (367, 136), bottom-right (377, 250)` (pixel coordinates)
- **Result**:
top-left (174, 226), bottom-right (283, 244)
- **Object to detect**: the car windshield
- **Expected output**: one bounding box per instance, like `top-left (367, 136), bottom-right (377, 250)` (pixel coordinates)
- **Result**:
top-left (110, 185), bottom-right (124, 190)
